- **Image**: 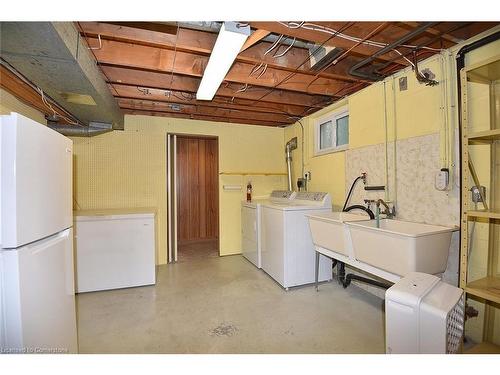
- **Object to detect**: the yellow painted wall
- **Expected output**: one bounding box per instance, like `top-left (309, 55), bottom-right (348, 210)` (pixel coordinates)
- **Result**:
top-left (284, 53), bottom-right (448, 210)
top-left (285, 28), bottom-right (500, 212)
top-left (71, 115), bottom-right (286, 264)
top-left (285, 27), bottom-right (500, 345)
top-left (0, 88), bottom-right (47, 125)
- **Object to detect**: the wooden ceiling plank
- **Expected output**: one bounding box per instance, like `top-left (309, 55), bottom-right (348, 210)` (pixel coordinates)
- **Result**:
top-left (110, 83), bottom-right (307, 116)
top-left (80, 23), bottom-right (360, 82)
top-left (240, 29), bottom-right (271, 52)
top-left (122, 109), bottom-right (284, 127)
top-left (0, 65), bottom-right (77, 125)
top-left (88, 37), bottom-right (350, 96)
top-left (101, 65), bottom-right (333, 108)
top-left (120, 105), bottom-right (292, 126)
top-left (399, 22), bottom-right (463, 43)
top-left (117, 98), bottom-right (294, 123)
top-left (105, 22), bottom-right (178, 35)
top-left (249, 21), bottom-right (407, 64)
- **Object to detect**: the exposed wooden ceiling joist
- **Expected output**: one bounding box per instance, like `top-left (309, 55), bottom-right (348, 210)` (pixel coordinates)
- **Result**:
top-left (101, 65), bottom-right (333, 109)
top-left (121, 109), bottom-right (288, 127)
top-left (104, 22), bottom-right (178, 35)
top-left (79, 22), bottom-right (360, 83)
top-left (240, 29), bottom-right (271, 52)
top-left (0, 64), bottom-right (78, 125)
top-left (249, 21), bottom-right (408, 64)
top-left (87, 37), bottom-right (353, 96)
top-left (117, 98), bottom-right (294, 124)
top-left (398, 22), bottom-right (462, 44)
top-left (75, 21), bottom-right (499, 127)
top-left (110, 83), bottom-right (308, 116)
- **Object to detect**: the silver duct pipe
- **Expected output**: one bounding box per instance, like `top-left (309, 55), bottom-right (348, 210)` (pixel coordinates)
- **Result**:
top-left (285, 137), bottom-right (298, 191)
top-left (48, 121), bottom-right (113, 137)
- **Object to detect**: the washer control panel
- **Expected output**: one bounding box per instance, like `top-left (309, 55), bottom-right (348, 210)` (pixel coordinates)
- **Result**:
top-left (294, 192), bottom-right (331, 206)
top-left (270, 190), bottom-right (296, 200)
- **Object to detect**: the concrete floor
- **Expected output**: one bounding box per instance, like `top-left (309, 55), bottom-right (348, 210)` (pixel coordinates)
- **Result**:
top-left (76, 253), bottom-right (386, 353)
top-left (177, 239), bottom-right (219, 263)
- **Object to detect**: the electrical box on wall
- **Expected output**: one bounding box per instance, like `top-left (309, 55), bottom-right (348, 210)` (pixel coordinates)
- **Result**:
top-left (399, 76), bottom-right (408, 91)
top-left (435, 168), bottom-right (449, 191)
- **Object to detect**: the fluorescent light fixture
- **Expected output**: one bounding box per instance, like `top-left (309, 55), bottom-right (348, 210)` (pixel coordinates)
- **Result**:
top-left (196, 22), bottom-right (250, 100)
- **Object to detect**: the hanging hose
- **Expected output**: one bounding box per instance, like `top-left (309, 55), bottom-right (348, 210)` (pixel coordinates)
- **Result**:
top-left (342, 173), bottom-right (367, 211)
top-left (344, 204), bottom-right (375, 219)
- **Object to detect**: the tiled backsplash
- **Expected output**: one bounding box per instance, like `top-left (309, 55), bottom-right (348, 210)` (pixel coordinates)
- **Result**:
top-left (344, 132), bottom-right (460, 295)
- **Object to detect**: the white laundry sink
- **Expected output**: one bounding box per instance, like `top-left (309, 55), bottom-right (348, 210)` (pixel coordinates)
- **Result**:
top-left (307, 211), bottom-right (371, 257)
top-left (346, 219), bottom-right (457, 277)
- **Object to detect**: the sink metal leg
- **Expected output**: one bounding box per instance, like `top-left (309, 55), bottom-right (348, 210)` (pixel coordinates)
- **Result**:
top-left (315, 251), bottom-right (320, 291)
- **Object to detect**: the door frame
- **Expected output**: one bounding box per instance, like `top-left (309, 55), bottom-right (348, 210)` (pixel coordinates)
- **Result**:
top-left (166, 133), bottom-right (220, 263)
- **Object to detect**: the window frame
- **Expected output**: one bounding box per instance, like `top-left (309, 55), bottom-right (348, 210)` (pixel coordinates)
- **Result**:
top-left (314, 106), bottom-right (349, 156)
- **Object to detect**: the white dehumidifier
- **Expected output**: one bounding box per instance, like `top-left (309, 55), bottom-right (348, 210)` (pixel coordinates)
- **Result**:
top-left (385, 272), bottom-right (464, 354)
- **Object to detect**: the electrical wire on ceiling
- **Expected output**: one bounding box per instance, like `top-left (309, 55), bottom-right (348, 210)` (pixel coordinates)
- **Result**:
top-left (37, 87), bottom-right (82, 126)
top-left (77, 22), bottom-right (121, 103)
top-left (137, 87), bottom-right (151, 95)
top-left (247, 22), bottom-right (355, 109)
top-left (87, 34), bottom-right (102, 50)
top-left (264, 34), bottom-right (284, 55)
top-left (304, 22), bottom-right (388, 92)
top-left (3, 50), bottom-right (83, 127)
top-left (167, 23), bottom-right (181, 99)
top-left (273, 37), bottom-right (296, 58)
top-left (235, 83), bottom-right (249, 93)
top-left (278, 21), bottom-right (443, 52)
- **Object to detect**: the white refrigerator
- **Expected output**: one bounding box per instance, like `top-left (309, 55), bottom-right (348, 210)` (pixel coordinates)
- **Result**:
top-left (0, 113), bottom-right (77, 354)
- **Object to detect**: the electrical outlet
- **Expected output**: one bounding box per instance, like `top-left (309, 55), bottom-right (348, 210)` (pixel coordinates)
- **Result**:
top-left (471, 186), bottom-right (486, 203)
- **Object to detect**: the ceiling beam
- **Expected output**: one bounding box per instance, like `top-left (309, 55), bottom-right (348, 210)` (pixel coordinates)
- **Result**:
top-left (121, 107), bottom-right (288, 127)
top-left (0, 64), bottom-right (79, 125)
top-left (117, 98), bottom-right (294, 124)
top-left (79, 23), bottom-right (362, 83)
top-left (110, 83), bottom-right (308, 116)
top-left (240, 29), bottom-right (271, 52)
top-left (88, 37), bottom-right (349, 96)
top-left (398, 22), bottom-right (462, 44)
top-left (249, 21), bottom-right (408, 64)
top-left (101, 65), bottom-right (333, 108)
top-left (104, 22), bottom-right (178, 35)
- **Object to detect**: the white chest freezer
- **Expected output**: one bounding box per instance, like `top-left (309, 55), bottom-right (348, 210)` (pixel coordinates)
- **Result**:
top-left (74, 208), bottom-right (156, 293)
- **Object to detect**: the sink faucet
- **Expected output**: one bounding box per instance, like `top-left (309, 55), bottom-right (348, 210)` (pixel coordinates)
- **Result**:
top-left (364, 199), bottom-right (396, 219)
top-left (376, 199), bottom-right (396, 219)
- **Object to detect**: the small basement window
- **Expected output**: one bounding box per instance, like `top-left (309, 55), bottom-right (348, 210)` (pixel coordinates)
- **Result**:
top-left (314, 106), bottom-right (349, 156)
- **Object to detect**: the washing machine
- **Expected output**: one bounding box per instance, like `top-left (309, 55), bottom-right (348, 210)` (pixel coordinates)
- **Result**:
top-left (241, 191), bottom-right (296, 268)
top-left (261, 191), bottom-right (333, 289)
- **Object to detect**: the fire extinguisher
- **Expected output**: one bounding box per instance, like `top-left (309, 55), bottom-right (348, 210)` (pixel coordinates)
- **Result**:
top-left (246, 181), bottom-right (252, 202)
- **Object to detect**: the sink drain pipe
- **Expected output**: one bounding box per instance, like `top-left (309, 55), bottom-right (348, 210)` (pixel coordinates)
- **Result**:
top-left (337, 262), bottom-right (393, 290)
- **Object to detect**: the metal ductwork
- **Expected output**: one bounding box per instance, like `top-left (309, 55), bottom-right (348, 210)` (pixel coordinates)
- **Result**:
top-left (0, 22), bottom-right (123, 129)
top-left (47, 121), bottom-right (113, 137)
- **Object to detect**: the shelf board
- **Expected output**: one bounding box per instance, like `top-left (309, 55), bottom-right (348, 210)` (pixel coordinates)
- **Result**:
top-left (464, 342), bottom-right (500, 354)
top-left (468, 129), bottom-right (500, 142)
top-left (467, 210), bottom-right (500, 219)
top-left (465, 54), bottom-right (500, 83)
top-left (465, 276), bottom-right (500, 304)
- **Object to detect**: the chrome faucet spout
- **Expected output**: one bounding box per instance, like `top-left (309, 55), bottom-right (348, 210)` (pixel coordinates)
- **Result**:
top-left (376, 199), bottom-right (396, 219)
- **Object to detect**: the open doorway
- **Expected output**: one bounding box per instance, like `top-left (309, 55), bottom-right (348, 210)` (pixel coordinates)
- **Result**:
top-left (166, 134), bottom-right (219, 263)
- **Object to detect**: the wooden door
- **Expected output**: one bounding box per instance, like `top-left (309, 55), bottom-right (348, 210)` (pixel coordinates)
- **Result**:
top-left (176, 136), bottom-right (218, 244)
